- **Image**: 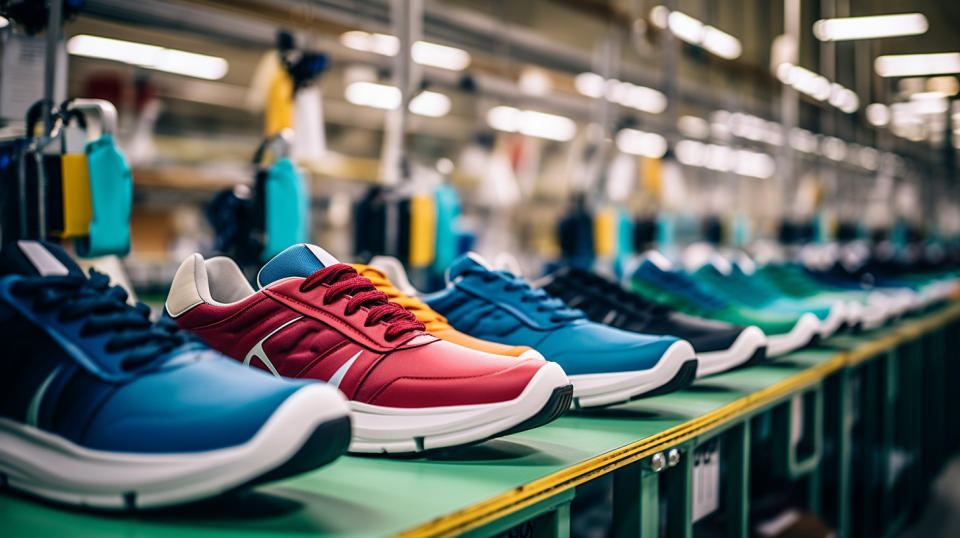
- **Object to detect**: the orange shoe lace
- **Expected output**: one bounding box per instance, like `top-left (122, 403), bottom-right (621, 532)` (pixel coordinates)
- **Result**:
top-left (353, 265), bottom-right (451, 333)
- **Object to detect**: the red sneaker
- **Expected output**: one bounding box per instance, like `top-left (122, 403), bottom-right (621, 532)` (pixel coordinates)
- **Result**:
top-left (165, 244), bottom-right (571, 454)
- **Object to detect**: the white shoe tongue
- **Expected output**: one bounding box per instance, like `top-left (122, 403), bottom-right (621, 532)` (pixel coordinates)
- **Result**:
top-left (257, 244), bottom-right (341, 288)
top-left (369, 255), bottom-right (419, 296)
top-left (3, 240), bottom-right (81, 277)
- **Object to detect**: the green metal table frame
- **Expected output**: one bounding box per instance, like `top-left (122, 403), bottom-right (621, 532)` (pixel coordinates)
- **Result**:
top-left (3, 303), bottom-right (959, 538)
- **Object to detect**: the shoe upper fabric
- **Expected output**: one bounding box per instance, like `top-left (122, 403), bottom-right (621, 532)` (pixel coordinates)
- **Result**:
top-left (168, 244), bottom-right (548, 408)
top-left (423, 254), bottom-right (681, 375)
top-left (541, 267), bottom-right (745, 353)
top-left (0, 240), bottom-right (305, 453)
top-left (353, 263), bottom-right (538, 359)
top-left (691, 265), bottom-right (833, 321)
top-left (630, 259), bottom-right (806, 334)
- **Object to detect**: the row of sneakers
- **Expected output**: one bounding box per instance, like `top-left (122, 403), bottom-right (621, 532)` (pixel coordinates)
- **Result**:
top-left (624, 250), bottom-right (957, 356)
top-left (3, 240), bottom-right (954, 511)
top-left (0, 241), bottom-right (694, 510)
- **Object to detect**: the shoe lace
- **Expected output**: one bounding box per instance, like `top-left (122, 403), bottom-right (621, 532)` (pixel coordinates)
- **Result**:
top-left (467, 269), bottom-right (585, 323)
top-left (299, 264), bottom-right (425, 340)
top-left (355, 265), bottom-right (449, 330)
top-left (10, 270), bottom-right (192, 371)
top-left (566, 268), bottom-right (670, 316)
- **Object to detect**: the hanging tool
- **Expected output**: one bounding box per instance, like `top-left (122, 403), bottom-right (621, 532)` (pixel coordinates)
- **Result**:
top-left (65, 98), bottom-right (131, 258)
top-left (253, 131), bottom-right (309, 261)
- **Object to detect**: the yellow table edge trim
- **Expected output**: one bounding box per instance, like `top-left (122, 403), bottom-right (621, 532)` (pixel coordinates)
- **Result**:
top-left (395, 302), bottom-right (960, 538)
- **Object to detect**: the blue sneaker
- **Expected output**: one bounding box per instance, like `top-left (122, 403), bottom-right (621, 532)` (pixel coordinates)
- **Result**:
top-left (0, 241), bottom-right (351, 510)
top-left (420, 254), bottom-right (698, 408)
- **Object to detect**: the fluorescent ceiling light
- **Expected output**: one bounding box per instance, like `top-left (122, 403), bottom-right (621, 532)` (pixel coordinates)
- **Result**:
top-left (668, 11), bottom-right (704, 45)
top-left (910, 91), bottom-right (949, 114)
top-left (340, 31), bottom-right (399, 56)
top-left (865, 103), bottom-right (891, 126)
top-left (789, 128), bottom-right (819, 153)
top-left (620, 83), bottom-right (668, 113)
top-left (813, 13), bottom-right (928, 41)
top-left (675, 139), bottom-right (706, 166)
top-left (822, 136), bottom-right (847, 161)
top-left (859, 147), bottom-right (879, 170)
top-left (486, 106), bottom-right (576, 141)
top-left (519, 68), bottom-right (552, 96)
top-left (727, 112), bottom-right (783, 145)
top-left (412, 41), bottom-right (471, 71)
top-left (339, 31), bottom-right (470, 71)
top-left (650, 6), bottom-right (741, 59)
top-left (828, 84), bottom-right (859, 113)
top-left (704, 144), bottom-right (734, 172)
top-left (735, 150), bottom-right (775, 179)
top-left (574, 72), bottom-right (605, 98)
top-left (408, 90), bottom-right (451, 117)
top-left (345, 81), bottom-right (451, 117)
top-left (345, 81), bottom-right (401, 110)
top-left (649, 5), bottom-right (670, 29)
top-left (777, 63), bottom-right (858, 112)
top-left (615, 128), bottom-right (667, 158)
top-left (875, 52), bottom-right (960, 77)
top-left (66, 34), bottom-right (228, 80)
top-left (674, 138), bottom-right (774, 178)
top-left (677, 115), bottom-right (710, 139)
top-left (574, 72), bottom-right (667, 114)
top-left (701, 26), bottom-right (742, 60)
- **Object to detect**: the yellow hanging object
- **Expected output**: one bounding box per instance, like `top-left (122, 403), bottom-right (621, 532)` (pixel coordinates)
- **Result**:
top-left (641, 156), bottom-right (662, 195)
top-left (593, 206), bottom-right (616, 258)
top-left (60, 153), bottom-right (93, 238)
top-left (408, 194), bottom-right (437, 268)
top-left (265, 67), bottom-right (294, 136)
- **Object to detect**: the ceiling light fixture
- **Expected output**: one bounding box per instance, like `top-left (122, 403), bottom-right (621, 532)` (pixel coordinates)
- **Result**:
top-left (345, 81), bottom-right (451, 117)
top-left (573, 72), bottom-right (667, 113)
top-left (813, 13), bottom-right (928, 41)
top-left (776, 63), bottom-right (858, 112)
top-left (615, 128), bottom-right (668, 158)
top-left (339, 31), bottom-right (471, 71)
top-left (486, 106), bottom-right (576, 141)
top-left (408, 90), bottom-right (451, 117)
top-left (66, 34), bottom-right (228, 80)
top-left (649, 6), bottom-right (742, 59)
top-left (875, 52), bottom-right (960, 78)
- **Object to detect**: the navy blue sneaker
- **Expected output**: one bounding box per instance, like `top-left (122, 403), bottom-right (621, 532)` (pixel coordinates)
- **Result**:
top-left (421, 254), bottom-right (698, 408)
top-left (0, 241), bottom-right (351, 510)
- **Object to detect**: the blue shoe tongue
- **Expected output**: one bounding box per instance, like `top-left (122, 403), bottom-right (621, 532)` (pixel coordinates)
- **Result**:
top-left (445, 252), bottom-right (495, 283)
top-left (257, 243), bottom-right (341, 288)
top-left (1, 240), bottom-right (84, 277)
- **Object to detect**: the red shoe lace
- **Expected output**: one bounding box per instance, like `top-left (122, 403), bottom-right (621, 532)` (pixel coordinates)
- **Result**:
top-left (299, 264), bottom-right (425, 341)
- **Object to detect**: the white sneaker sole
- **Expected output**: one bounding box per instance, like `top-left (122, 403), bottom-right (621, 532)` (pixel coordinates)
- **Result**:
top-left (696, 326), bottom-right (767, 378)
top-left (567, 340), bottom-right (698, 409)
top-left (348, 362), bottom-right (571, 454)
top-left (0, 384), bottom-right (350, 510)
top-left (817, 302), bottom-right (847, 338)
top-left (766, 313), bottom-right (821, 357)
top-left (847, 300), bottom-right (887, 331)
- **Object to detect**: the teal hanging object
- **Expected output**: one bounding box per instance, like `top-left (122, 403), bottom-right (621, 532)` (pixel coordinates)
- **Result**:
top-left (733, 211), bottom-right (751, 247)
top-left (614, 207), bottom-right (634, 277)
top-left (77, 134), bottom-right (131, 257)
top-left (432, 184), bottom-right (460, 275)
top-left (656, 211), bottom-right (676, 250)
top-left (261, 157), bottom-right (309, 261)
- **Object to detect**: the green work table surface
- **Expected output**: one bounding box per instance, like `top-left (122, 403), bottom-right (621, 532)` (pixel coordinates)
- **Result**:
top-left (3, 303), bottom-right (958, 537)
